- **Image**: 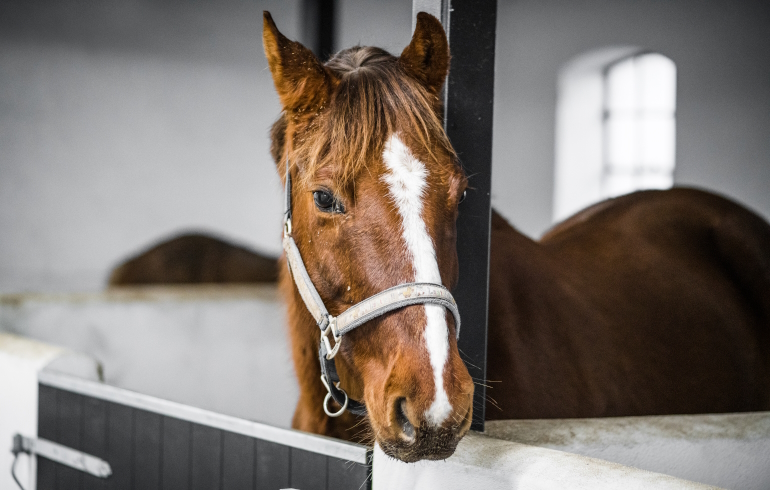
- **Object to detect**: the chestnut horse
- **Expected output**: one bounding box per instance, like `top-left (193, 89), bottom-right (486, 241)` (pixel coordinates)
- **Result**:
top-left (263, 12), bottom-right (770, 462)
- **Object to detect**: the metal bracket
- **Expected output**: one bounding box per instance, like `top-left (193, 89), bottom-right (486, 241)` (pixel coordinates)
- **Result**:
top-left (320, 316), bottom-right (342, 360)
top-left (12, 433), bottom-right (112, 479)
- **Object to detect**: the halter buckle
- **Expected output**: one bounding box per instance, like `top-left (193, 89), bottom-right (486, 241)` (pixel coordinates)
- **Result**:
top-left (320, 375), bottom-right (348, 417)
top-left (321, 316), bottom-right (342, 360)
top-left (284, 218), bottom-right (292, 237)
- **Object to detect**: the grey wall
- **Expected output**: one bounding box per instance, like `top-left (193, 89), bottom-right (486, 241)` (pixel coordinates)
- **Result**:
top-left (493, 0), bottom-right (770, 237)
top-left (336, 0), bottom-right (413, 56)
top-left (1, 0), bottom-right (768, 292)
top-left (0, 0), bottom-right (300, 292)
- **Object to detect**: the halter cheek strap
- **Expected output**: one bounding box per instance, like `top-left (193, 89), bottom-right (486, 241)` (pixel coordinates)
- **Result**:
top-left (282, 157), bottom-right (461, 418)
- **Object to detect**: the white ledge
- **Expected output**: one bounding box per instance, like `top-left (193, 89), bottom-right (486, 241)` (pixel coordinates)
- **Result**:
top-left (374, 431), bottom-right (717, 490)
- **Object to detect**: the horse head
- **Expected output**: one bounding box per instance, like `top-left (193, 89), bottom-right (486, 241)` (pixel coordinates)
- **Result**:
top-left (263, 11), bottom-right (474, 462)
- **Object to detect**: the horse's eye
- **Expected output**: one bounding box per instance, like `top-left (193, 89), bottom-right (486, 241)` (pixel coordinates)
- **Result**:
top-left (313, 190), bottom-right (344, 213)
top-left (458, 190), bottom-right (467, 204)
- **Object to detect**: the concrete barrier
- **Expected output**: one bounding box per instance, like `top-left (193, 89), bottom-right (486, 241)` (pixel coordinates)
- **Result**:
top-left (0, 286), bottom-right (297, 427)
top-left (374, 432), bottom-right (717, 489)
top-left (0, 333), bottom-right (100, 490)
top-left (486, 414), bottom-right (770, 490)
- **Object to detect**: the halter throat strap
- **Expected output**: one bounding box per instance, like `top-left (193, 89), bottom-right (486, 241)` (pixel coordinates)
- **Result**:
top-left (281, 157), bottom-right (461, 418)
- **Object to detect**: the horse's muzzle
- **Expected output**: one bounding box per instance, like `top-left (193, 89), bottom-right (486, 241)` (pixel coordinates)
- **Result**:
top-left (378, 421), bottom-right (468, 463)
top-left (378, 394), bottom-right (473, 463)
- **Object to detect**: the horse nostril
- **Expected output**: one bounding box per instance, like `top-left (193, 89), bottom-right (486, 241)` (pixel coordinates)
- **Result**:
top-left (395, 398), bottom-right (415, 440)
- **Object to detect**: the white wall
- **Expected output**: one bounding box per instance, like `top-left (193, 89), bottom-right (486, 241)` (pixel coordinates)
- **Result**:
top-left (0, 0), bottom-right (300, 293)
top-left (493, 0), bottom-right (770, 237)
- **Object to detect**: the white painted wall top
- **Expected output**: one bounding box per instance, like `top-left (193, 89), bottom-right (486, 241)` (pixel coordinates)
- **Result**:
top-left (486, 414), bottom-right (770, 490)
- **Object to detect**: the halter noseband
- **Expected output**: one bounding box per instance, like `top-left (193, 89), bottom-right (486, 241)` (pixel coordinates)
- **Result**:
top-left (282, 157), bottom-right (461, 418)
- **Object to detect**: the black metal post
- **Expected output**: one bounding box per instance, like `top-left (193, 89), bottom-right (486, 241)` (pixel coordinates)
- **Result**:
top-left (413, 0), bottom-right (496, 432)
top-left (302, 0), bottom-right (336, 60)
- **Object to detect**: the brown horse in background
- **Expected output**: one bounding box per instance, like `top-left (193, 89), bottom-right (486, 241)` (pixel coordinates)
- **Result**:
top-left (262, 11), bottom-right (770, 462)
top-left (109, 233), bottom-right (278, 286)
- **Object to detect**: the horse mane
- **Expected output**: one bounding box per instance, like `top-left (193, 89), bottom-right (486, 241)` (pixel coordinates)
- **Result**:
top-left (270, 46), bottom-right (455, 188)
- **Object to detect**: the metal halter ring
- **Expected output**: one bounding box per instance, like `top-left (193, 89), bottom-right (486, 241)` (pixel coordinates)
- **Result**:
top-left (321, 317), bottom-right (342, 360)
top-left (320, 375), bottom-right (348, 417)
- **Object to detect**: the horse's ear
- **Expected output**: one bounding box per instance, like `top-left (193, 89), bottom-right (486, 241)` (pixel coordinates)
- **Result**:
top-left (400, 12), bottom-right (450, 95)
top-left (263, 11), bottom-right (336, 114)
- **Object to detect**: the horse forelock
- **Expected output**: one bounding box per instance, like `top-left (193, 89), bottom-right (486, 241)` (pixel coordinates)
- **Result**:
top-left (271, 45), bottom-right (454, 189)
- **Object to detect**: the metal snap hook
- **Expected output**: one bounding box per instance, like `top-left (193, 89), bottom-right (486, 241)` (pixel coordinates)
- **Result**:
top-left (320, 375), bottom-right (348, 417)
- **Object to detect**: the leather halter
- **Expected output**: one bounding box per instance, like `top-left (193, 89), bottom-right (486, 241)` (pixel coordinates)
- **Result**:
top-left (281, 157), bottom-right (461, 417)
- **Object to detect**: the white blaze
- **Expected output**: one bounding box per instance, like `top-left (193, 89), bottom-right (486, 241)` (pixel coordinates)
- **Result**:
top-left (382, 134), bottom-right (452, 426)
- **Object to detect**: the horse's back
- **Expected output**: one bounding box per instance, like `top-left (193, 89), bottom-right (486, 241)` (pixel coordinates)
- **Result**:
top-left (487, 188), bottom-right (770, 420)
top-left (542, 187), bottom-right (770, 322)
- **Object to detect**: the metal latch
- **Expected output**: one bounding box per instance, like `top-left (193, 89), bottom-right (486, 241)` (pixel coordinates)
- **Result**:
top-left (12, 433), bottom-right (112, 478)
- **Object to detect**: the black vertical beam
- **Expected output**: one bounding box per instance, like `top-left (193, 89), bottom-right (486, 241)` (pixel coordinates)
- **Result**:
top-left (447, 0), bottom-right (496, 432)
top-left (301, 0), bottom-right (336, 60)
top-left (414, 0), bottom-right (497, 432)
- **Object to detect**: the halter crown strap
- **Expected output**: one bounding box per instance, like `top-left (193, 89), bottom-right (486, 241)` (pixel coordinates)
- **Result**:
top-left (282, 156), bottom-right (461, 418)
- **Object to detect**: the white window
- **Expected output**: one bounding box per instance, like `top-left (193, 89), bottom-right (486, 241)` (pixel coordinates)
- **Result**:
top-left (603, 53), bottom-right (677, 198)
top-left (553, 49), bottom-right (677, 222)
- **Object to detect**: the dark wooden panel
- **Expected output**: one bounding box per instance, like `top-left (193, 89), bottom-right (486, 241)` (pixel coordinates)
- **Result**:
top-left (289, 448), bottom-right (327, 490)
top-left (106, 402), bottom-right (134, 490)
top-left (191, 424), bottom-right (221, 490)
top-left (134, 410), bottom-right (162, 490)
top-left (326, 457), bottom-right (371, 490)
top-left (444, 0), bottom-right (497, 432)
top-left (37, 385), bottom-right (58, 490)
top-left (222, 431), bottom-right (255, 490)
top-left (57, 390), bottom-right (84, 489)
top-left (255, 439), bottom-right (289, 489)
top-left (82, 396), bottom-right (108, 490)
top-left (161, 416), bottom-right (191, 489)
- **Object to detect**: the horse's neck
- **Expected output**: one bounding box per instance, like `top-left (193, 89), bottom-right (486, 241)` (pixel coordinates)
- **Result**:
top-left (490, 209), bottom-right (547, 266)
top-left (489, 209), bottom-right (570, 332)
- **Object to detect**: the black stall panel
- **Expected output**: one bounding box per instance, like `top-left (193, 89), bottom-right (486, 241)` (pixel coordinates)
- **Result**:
top-left (37, 371), bottom-right (371, 490)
